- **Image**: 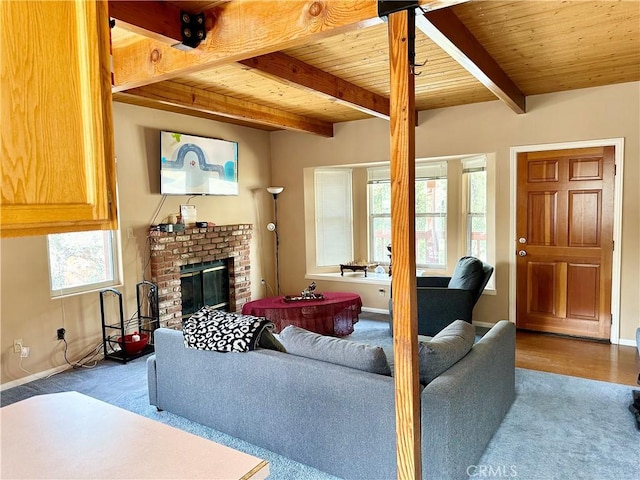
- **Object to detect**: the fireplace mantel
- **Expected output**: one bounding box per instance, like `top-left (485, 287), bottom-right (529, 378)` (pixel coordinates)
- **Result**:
top-left (149, 224), bottom-right (252, 329)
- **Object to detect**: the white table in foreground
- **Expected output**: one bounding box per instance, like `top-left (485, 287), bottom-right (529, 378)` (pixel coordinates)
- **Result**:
top-left (1, 391), bottom-right (269, 479)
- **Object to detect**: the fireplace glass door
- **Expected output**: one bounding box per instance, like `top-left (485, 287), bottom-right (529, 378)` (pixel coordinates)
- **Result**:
top-left (181, 259), bottom-right (229, 318)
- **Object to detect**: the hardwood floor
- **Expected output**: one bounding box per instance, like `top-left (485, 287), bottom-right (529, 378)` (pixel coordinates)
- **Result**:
top-left (515, 329), bottom-right (640, 386)
top-left (363, 314), bottom-right (639, 385)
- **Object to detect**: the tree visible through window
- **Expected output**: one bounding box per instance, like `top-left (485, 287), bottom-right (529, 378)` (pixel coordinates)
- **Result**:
top-left (48, 230), bottom-right (120, 297)
top-left (368, 162), bottom-right (447, 268)
top-left (415, 177), bottom-right (447, 268)
top-left (369, 181), bottom-right (391, 264)
top-left (464, 165), bottom-right (487, 262)
top-left (309, 155), bottom-right (491, 278)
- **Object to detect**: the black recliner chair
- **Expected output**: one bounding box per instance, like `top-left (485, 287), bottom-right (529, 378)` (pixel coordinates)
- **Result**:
top-left (389, 256), bottom-right (494, 337)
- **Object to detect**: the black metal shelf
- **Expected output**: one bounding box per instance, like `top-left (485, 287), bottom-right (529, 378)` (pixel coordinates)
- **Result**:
top-left (100, 281), bottom-right (159, 364)
top-left (101, 343), bottom-right (155, 363)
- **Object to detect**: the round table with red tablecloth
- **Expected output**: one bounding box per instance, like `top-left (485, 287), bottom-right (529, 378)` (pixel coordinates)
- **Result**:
top-left (241, 292), bottom-right (362, 337)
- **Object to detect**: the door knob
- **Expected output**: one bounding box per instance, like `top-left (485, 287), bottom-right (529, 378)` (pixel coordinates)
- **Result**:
top-left (518, 250), bottom-right (527, 257)
top-left (518, 237), bottom-right (527, 244)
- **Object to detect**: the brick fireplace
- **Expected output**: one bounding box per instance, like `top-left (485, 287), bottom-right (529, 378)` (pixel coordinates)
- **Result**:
top-left (148, 224), bottom-right (252, 329)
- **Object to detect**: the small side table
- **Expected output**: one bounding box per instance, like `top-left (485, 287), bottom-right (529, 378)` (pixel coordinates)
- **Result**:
top-left (340, 263), bottom-right (377, 277)
top-left (340, 263), bottom-right (368, 276)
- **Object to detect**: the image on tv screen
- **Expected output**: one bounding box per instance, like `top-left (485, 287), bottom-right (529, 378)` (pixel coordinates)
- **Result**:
top-left (160, 131), bottom-right (238, 195)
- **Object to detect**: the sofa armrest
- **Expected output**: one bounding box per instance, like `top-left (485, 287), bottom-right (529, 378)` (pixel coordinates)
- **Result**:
top-left (420, 321), bottom-right (516, 480)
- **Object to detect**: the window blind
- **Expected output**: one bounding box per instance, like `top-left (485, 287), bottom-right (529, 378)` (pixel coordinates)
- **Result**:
top-left (314, 169), bottom-right (353, 266)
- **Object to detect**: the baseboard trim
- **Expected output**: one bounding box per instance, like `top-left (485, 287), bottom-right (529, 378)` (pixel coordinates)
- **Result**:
top-left (472, 321), bottom-right (496, 329)
top-left (361, 307), bottom-right (390, 315)
top-left (1, 341), bottom-right (108, 391)
top-left (618, 338), bottom-right (638, 348)
top-left (0, 365), bottom-right (71, 392)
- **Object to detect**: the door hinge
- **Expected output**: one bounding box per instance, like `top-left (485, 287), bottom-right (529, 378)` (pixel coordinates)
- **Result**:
top-left (614, 164), bottom-right (617, 175)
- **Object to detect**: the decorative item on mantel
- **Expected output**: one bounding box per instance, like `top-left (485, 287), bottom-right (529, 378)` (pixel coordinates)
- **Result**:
top-left (150, 223), bottom-right (185, 233)
top-left (339, 261), bottom-right (379, 277)
top-left (284, 281), bottom-right (325, 302)
top-left (180, 204), bottom-right (197, 226)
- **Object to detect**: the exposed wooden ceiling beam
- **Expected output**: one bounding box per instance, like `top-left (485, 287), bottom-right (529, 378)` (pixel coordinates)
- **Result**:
top-left (108, 0), bottom-right (183, 45)
top-left (111, 0), bottom-right (467, 92)
top-left (117, 81), bottom-right (334, 137)
top-left (113, 92), bottom-right (278, 131)
top-left (112, 0), bottom-right (382, 91)
top-left (239, 52), bottom-right (390, 120)
top-left (415, 7), bottom-right (526, 114)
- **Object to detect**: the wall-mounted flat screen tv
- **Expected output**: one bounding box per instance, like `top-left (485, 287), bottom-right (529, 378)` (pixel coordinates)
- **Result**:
top-left (160, 131), bottom-right (238, 195)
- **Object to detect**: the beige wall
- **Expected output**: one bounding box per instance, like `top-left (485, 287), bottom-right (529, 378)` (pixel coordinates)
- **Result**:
top-left (2, 82), bottom-right (638, 386)
top-left (270, 82), bottom-right (640, 342)
top-left (1, 103), bottom-right (273, 386)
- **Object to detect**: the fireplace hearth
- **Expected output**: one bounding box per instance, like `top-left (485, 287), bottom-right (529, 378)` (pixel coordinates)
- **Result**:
top-left (149, 224), bottom-right (252, 329)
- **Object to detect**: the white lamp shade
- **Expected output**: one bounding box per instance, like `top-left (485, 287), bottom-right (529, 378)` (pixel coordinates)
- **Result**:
top-left (267, 186), bottom-right (284, 195)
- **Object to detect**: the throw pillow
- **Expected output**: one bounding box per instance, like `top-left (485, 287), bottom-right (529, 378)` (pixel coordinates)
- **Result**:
top-left (418, 320), bottom-right (475, 384)
top-left (278, 326), bottom-right (391, 375)
top-left (448, 256), bottom-right (485, 291)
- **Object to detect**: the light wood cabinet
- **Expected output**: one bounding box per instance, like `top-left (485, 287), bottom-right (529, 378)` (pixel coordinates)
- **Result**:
top-left (0, 0), bottom-right (117, 237)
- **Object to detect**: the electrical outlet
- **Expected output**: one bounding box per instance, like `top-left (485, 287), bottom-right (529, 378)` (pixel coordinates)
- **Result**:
top-left (20, 346), bottom-right (30, 358)
top-left (13, 339), bottom-right (22, 354)
top-left (57, 328), bottom-right (66, 340)
top-left (127, 227), bottom-right (134, 239)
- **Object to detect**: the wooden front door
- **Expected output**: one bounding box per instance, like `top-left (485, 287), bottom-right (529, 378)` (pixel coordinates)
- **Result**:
top-left (516, 146), bottom-right (615, 339)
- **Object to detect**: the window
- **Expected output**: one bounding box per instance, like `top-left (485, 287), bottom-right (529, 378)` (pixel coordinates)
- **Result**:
top-left (48, 230), bottom-right (121, 297)
top-left (415, 164), bottom-right (447, 268)
top-left (368, 162), bottom-right (447, 268)
top-left (368, 167), bottom-right (391, 264)
top-left (463, 158), bottom-right (487, 262)
top-left (306, 154), bottom-right (493, 283)
top-left (314, 169), bottom-right (353, 266)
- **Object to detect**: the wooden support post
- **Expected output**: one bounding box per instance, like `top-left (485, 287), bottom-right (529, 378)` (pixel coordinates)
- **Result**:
top-left (387, 8), bottom-right (421, 480)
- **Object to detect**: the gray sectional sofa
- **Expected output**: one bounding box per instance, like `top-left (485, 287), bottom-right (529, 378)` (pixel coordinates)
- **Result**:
top-left (147, 320), bottom-right (516, 480)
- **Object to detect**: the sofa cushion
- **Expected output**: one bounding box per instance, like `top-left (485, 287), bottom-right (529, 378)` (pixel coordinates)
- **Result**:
top-left (417, 319), bottom-right (475, 384)
top-left (448, 256), bottom-right (485, 291)
top-left (278, 326), bottom-right (391, 375)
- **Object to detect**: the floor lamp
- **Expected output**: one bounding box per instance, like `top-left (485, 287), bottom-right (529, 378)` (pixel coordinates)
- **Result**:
top-left (266, 186), bottom-right (284, 295)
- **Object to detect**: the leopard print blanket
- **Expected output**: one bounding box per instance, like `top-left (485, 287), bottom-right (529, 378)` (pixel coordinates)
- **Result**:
top-left (183, 306), bottom-right (275, 353)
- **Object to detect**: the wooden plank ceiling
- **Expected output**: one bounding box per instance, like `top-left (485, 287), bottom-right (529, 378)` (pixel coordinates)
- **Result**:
top-left (110, 0), bottom-right (640, 136)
